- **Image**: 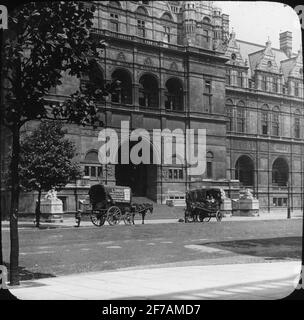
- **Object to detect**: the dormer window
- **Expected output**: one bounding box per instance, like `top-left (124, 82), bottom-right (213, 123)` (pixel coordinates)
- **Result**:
top-left (231, 53), bottom-right (236, 61)
top-left (299, 68), bottom-right (303, 75)
top-left (267, 61), bottom-right (272, 68)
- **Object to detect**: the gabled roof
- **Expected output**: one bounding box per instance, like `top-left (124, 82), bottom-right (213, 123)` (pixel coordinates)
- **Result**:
top-left (249, 39), bottom-right (280, 74)
top-left (236, 39), bottom-right (289, 78)
top-left (223, 30), bottom-right (245, 67)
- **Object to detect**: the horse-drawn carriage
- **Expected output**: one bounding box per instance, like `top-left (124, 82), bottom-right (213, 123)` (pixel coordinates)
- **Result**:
top-left (184, 188), bottom-right (223, 223)
top-left (77, 184), bottom-right (153, 227)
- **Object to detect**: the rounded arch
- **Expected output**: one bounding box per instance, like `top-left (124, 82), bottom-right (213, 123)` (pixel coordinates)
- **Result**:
top-left (165, 77), bottom-right (184, 111)
top-left (235, 155), bottom-right (255, 187)
top-left (202, 16), bottom-right (211, 24)
top-left (136, 6), bottom-right (149, 16)
top-left (115, 138), bottom-right (158, 199)
top-left (84, 150), bottom-right (99, 163)
top-left (83, 150), bottom-right (102, 178)
top-left (111, 68), bottom-right (133, 104)
top-left (273, 105), bottom-right (280, 112)
top-left (294, 108), bottom-right (301, 115)
top-left (237, 100), bottom-right (245, 107)
top-left (226, 99), bottom-right (234, 106)
top-left (272, 157), bottom-right (289, 186)
top-left (207, 151), bottom-right (214, 159)
top-left (161, 12), bottom-right (173, 21)
top-left (261, 103), bottom-right (269, 110)
top-left (138, 73), bottom-right (159, 108)
top-left (108, 1), bottom-right (121, 9)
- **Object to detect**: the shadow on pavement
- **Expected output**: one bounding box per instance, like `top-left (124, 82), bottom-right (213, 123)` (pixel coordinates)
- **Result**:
top-left (4, 262), bottom-right (56, 281)
top-left (201, 237), bottom-right (302, 260)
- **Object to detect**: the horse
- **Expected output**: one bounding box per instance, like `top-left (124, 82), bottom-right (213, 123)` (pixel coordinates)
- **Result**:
top-left (128, 203), bottom-right (153, 225)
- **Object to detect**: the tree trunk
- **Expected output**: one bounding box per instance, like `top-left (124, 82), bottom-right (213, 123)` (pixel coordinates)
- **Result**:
top-left (35, 188), bottom-right (42, 228)
top-left (0, 210), bottom-right (2, 266)
top-left (9, 126), bottom-right (20, 285)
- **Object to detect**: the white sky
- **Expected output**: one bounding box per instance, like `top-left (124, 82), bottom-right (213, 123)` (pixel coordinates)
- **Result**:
top-left (214, 1), bottom-right (302, 52)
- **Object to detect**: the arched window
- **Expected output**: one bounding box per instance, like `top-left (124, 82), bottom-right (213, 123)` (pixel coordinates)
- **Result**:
top-left (83, 151), bottom-right (102, 179)
top-left (136, 7), bottom-right (148, 38)
top-left (139, 74), bottom-right (159, 108)
top-left (202, 17), bottom-right (211, 24)
top-left (206, 151), bottom-right (214, 179)
top-left (294, 109), bottom-right (301, 138)
top-left (111, 69), bottom-right (132, 104)
top-left (108, 1), bottom-right (121, 9)
top-left (226, 99), bottom-right (234, 131)
top-left (161, 12), bottom-right (173, 21)
top-left (272, 158), bottom-right (289, 186)
top-left (272, 106), bottom-right (280, 136)
top-left (236, 101), bottom-right (245, 133)
top-left (261, 104), bottom-right (269, 135)
top-left (81, 60), bottom-right (104, 97)
top-left (165, 78), bottom-right (183, 111)
top-left (235, 155), bottom-right (254, 187)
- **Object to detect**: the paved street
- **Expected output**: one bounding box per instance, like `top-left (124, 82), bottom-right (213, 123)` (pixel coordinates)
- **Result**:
top-left (2, 218), bottom-right (303, 299)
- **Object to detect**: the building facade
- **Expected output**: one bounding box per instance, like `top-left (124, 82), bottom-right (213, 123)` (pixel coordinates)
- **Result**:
top-left (2, 1), bottom-right (303, 214)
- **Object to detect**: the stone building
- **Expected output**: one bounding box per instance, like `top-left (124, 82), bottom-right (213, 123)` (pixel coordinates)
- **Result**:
top-left (1, 1), bottom-right (303, 214)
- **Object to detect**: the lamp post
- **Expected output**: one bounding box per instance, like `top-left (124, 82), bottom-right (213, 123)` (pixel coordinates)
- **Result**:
top-left (287, 181), bottom-right (291, 219)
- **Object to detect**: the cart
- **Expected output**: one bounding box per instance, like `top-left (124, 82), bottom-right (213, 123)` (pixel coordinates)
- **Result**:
top-left (78, 184), bottom-right (153, 226)
top-left (184, 188), bottom-right (223, 223)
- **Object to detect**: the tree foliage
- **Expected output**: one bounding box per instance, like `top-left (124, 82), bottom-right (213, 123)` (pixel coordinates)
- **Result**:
top-left (1, 1), bottom-right (113, 129)
top-left (19, 121), bottom-right (82, 193)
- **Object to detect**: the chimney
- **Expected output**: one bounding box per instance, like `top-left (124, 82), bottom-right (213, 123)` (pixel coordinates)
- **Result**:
top-left (279, 31), bottom-right (292, 58)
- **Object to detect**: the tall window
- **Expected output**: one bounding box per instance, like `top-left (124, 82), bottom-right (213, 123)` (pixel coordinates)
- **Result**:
top-left (237, 71), bottom-right (243, 87)
top-left (262, 111), bottom-right (268, 135)
top-left (272, 77), bottom-right (278, 93)
top-left (226, 69), bottom-right (231, 85)
top-left (139, 74), bottom-right (159, 108)
top-left (236, 101), bottom-right (245, 133)
top-left (203, 80), bottom-right (212, 113)
top-left (261, 75), bottom-right (267, 91)
top-left (226, 99), bottom-right (234, 131)
top-left (272, 107), bottom-right (279, 136)
top-left (295, 82), bottom-right (299, 97)
top-left (294, 117), bottom-right (300, 138)
top-left (137, 20), bottom-right (145, 37)
top-left (165, 78), bottom-right (183, 111)
top-left (206, 152), bottom-right (214, 178)
top-left (163, 26), bottom-right (170, 43)
top-left (109, 13), bottom-right (119, 32)
top-left (203, 29), bottom-right (209, 42)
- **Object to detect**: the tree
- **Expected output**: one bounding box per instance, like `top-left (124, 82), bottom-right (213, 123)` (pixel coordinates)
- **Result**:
top-left (19, 121), bottom-right (82, 227)
top-left (1, 2), bottom-right (119, 285)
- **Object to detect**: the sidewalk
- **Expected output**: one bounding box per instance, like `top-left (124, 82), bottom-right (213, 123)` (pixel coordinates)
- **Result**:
top-left (1, 210), bottom-right (302, 230)
top-left (8, 261), bottom-right (302, 300)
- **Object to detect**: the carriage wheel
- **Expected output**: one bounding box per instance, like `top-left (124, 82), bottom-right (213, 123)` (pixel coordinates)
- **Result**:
top-left (216, 211), bottom-right (223, 222)
top-left (107, 206), bottom-right (122, 226)
top-left (123, 212), bottom-right (133, 225)
top-left (90, 210), bottom-right (106, 227)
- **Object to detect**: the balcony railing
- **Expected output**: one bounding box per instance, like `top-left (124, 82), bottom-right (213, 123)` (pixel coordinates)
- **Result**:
top-left (91, 28), bottom-right (186, 52)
